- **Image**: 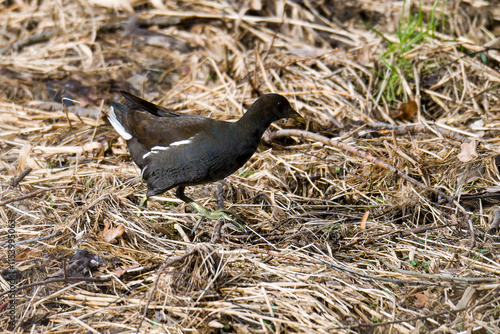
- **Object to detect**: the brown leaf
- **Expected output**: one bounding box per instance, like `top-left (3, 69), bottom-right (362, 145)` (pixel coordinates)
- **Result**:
top-left (457, 140), bottom-right (478, 162)
top-left (99, 220), bottom-right (125, 244)
top-left (356, 44), bottom-right (375, 65)
top-left (360, 211), bottom-right (369, 230)
top-left (0, 301), bottom-right (9, 313)
top-left (113, 264), bottom-right (141, 278)
top-left (15, 248), bottom-right (33, 261)
top-left (391, 101), bottom-right (418, 121)
top-left (389, 108), bottom-right (403, 119)
top-left (414, 293), bottom-right (428, 308)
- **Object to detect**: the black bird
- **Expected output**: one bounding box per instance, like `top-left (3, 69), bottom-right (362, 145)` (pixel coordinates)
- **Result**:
top-left (108, 91), bottom-right (304, 232)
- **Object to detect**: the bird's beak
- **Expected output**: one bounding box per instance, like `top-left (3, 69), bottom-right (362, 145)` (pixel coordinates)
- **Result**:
top-left (289, 107), bottom-right (305, 124)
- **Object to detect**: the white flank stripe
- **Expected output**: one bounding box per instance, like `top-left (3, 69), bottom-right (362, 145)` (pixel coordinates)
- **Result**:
top-left (142, 138), bottom-right (194, 159)
top-left (108, 106), bottom-right (132, 140)
top-left (141, 166), bottom-right (148, 179)
top-left (150, 146), bottom-right (170, 151)
top-left (143, 146), bottom-right (168, 159)
top-left (170, 139), bottom-right (192, 146)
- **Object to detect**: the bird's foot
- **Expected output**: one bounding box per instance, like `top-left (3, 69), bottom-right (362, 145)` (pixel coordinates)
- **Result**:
top-left (188, 202), bottom-right (246, 234)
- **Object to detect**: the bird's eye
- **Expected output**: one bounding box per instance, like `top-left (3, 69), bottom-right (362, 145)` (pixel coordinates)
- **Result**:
top-left (277, 101), bottom-right (284, 110)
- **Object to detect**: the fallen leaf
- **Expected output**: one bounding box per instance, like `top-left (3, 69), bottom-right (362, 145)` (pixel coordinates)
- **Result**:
top-left (208, 320), bottom-right (225, 328)
top-left (457, 140), bottom-right (478, 162)
top-left (360, 211), bottom-right (369, 230)
top-left (15, 248), bottom-right (33, 261)
top-left (356, 43), bottom-right (375, 65)
top-left (127, 73), bottom-right (148, 92)
top-left (391, 101), bottom-right (418, 120)
top-left (414, 293), bottom-right (428, 308)
top-left (470, 119), bottom-right (484, 130)
top-left (113, 264), bottom-right (141, 278)
top-left (0, 301), bottom-right (9, 312)
top-left (99, 220), bottom-right (125, 244)
top-left (18, 144), bottom-right (32, 172)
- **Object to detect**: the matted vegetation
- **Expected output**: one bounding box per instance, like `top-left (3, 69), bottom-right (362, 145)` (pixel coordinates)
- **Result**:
top-left (1, 0), bottom-right (500, 332)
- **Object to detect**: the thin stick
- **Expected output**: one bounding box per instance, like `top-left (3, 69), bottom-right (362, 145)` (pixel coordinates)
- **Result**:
top-left (62, 98), bottom-right (84, 148)
top-left (267, 129), bottom-right (477, 249)
top-left (135, 250), bottom-right (197, 334)
top-left (9, 167), bottom-right (33, 187)
top-left (331, 288), bottom-right (500, 331)
top-left (0, 29), bottom-right (57, 55)
top-left (0, 185), bottom-right (87, 206)
top-left (365, 121), bottom-right (500, 153)
top-left (382, 259), bottom-right (498, 283)
top-left (0, 275), bottom-right (110, 299)
top-left (263, 6), bottom-right (285, 62)
top-left (237, 245), bottom-right (448, 286)
top-left (268, 129), bottom-right (452, 200)
top-left (2, 231), bottom-right (61, 247)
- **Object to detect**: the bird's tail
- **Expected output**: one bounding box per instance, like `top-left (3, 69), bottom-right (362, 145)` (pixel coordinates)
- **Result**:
top-left (108, 102), bottom-right (132, 140)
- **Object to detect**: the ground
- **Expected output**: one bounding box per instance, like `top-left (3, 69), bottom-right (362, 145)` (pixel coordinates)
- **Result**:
top-left (1, 0), bottom-right (500, 333)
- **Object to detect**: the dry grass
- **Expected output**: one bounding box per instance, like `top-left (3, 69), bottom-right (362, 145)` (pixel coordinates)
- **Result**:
top-left (1, 0), bottom-right (500, 333)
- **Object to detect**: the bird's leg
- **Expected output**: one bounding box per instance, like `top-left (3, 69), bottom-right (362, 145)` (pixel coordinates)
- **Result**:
top-left (216, 181), bottom-right (225, 211)
top-left (176, 186), bottom-right (245, 233)
top-left (135, 195), bottom-right (149, 216)
top-left (211, 182), bottom-right (225, 243)
top-left (139, 195), bottom-right (148, 207)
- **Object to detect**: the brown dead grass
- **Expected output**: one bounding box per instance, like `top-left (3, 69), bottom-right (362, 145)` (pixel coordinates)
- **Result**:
top-left (1, 0), bottom-right (500, 333)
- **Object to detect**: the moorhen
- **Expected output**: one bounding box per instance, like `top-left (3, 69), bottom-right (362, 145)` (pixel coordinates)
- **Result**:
top-left (108, 91), bottom-right (304, 232)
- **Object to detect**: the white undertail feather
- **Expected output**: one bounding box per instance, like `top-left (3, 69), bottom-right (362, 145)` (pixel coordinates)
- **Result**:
top-left (141, 165), bottom-right (148, 179)
top-left (108, 105), bottom-right (132, 140)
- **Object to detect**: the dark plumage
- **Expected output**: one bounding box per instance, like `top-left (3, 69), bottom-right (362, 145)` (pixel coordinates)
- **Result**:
top-left (108, 91), bottom-right (304, 229)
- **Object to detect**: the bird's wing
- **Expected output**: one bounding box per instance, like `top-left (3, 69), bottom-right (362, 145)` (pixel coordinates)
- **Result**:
top-left (121, 92), bottom-right (220, 148)
top-left (120, 91), bottom-right (181, 117)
